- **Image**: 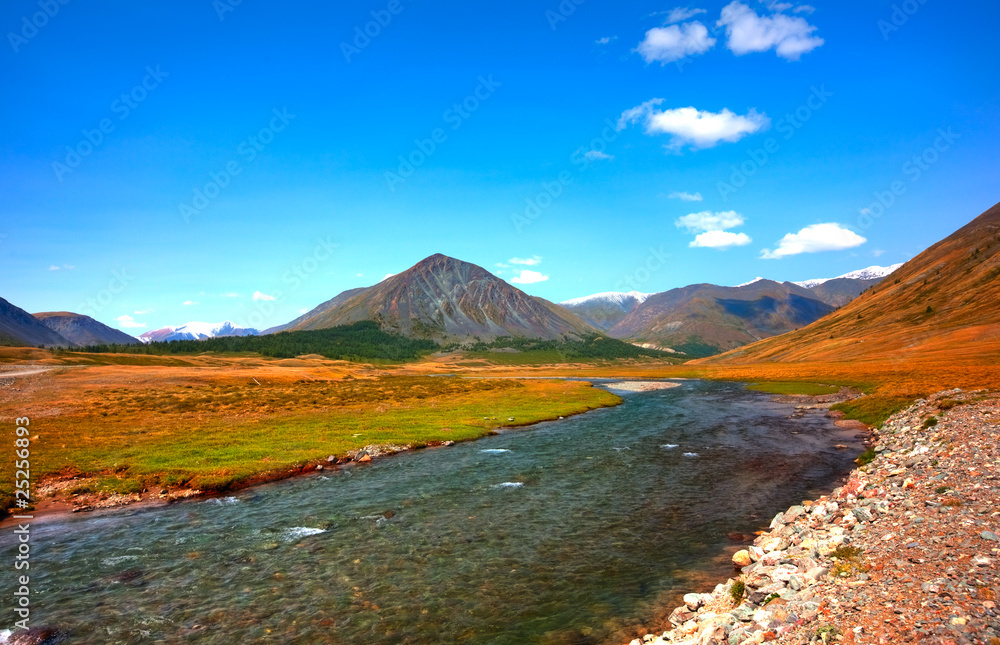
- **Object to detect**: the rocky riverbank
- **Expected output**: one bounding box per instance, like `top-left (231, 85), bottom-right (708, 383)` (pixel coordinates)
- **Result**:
top-left (625, 388), bottom-right (1000, 645)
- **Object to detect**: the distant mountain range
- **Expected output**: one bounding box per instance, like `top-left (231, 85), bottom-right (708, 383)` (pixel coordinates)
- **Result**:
top-left (0, 299), bottom-right (139, 348)
top-left (558, 291), bottom-right (651, 331)
top-left (705, 201), bottom-right (1000, 364)
top-left (0, 255), bottom-right (905, 358)
top-left (139, 321), bottom-right (259, 344)
top-left (34, 312), bottom-right (140, 347)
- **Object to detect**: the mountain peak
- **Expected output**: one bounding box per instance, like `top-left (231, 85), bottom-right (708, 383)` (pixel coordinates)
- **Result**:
top-left (793, 264), bottom-right (903, 289)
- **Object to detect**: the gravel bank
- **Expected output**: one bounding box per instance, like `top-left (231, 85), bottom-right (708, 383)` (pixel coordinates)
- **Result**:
top-left (625, 388), bottom-right (1000, 645)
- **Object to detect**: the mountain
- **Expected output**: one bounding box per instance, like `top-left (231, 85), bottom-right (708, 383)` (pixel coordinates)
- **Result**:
top-left (33, 312), bottom-right (140, 346)
top-left (0, 297), bottom-right (72, 347)
top-left (281, 254), bottom-right (596, 340)
top-left (263, 287), bottom-right (367, 334)
top-left (140, 321), bottom-right (259, 344)
top-left (792, 264), bottom-right (903, 289)
top-left (558, 291), bottom-right (652, 331)
top-left (703, 201), bottom-right (1000, 364)
top-left (607, 280), bottom-right (835, 357)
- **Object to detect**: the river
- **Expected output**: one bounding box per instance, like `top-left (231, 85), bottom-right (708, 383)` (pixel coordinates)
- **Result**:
top-left (0, 379), bottom-right (864, 644)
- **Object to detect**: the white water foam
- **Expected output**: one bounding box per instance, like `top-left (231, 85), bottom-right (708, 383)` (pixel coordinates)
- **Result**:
top-left (683, 452), bottom-right (699, 457)
top-left (492, 482), bottom-right (524, 489)
top-left (284, 527), bottom-right (327, 541)
top-left (481, 449), bottom-right (510, 453)
top-left (206, 496), bottom-right (240, 505)
top-left (102, 555), bottom-right (139, 566)
top-left (661, 444), bottom-right (679, 449)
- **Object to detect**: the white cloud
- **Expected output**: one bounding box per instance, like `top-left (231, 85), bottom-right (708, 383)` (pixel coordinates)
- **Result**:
top-left (690, 231), bottom-right (752, 248)
top-left (636, 21), bottom-right (716, 64)
top-left (222, 292), bottom-right (241, 298)
top-left (509, 256), bottom-right (542, 266)
top-left (619, 102), bottom-right (769, 150)
top-left (116, 315), bottom-right (146, 329)
top-left (761, 223), bottom-right (867, 259)
top-left (595, 36), bottom-right (616, 44)
top-left (666, 7), bottom-right (707, 23)
top-left (134, 309), bottom-right (153, 315)
top-left (872, 249), bottom-right (886, 257)
top-left (509, 270), bottom-right (549, 285)
top-left (356, 273), bottom-right (363, 278)
top-left (793, 5), bottom-right (815, 14)
top-left (183, 300), bottom-right (198, 306)
top-left (382, 273), bottom-right (395, 281)
top-left (717, 1), bottom-right (824, 60)
top-left (298, 308), bottom-right (309, 314)
top-left (252, 291), bottom-right (276, 301)
top-left (675, 210), bottom-right (745, 233)
top-left (669, 191), bottom-right (704, 202)
top-left (48, 265), bottom-right (60, 271)
top-left (495, 262), bottom-right (510, 269)
top-left (584, 150), bottom-right (614, 161)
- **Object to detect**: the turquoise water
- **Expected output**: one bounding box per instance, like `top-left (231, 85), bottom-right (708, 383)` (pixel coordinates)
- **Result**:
top-left (1, 380), bottom-right (864, 644)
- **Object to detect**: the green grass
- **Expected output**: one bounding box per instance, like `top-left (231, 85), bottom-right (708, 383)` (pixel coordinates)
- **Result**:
top-left (856, 448), bottom-right (877, 466)
top-left (830, 394), bottom-right (915, 427)
top-left (2, 378), bottom-right (621, 508)
top-left (746, 381), bottom-right (840, 395)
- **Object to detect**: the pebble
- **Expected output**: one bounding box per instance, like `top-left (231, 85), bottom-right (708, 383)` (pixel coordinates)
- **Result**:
top-left (621, 389), bottom-right (1000, 645)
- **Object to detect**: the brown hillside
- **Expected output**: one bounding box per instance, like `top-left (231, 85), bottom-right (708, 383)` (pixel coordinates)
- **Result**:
top-left (700, 200), bottom-right (1000, 364)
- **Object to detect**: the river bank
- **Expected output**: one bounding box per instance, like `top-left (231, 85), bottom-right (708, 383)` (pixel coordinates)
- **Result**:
top-left (624, 388), bottom-right (1000, 645)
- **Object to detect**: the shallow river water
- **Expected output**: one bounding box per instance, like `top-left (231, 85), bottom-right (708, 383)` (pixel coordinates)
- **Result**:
top-left (1, 380), bottom-right (864, 644)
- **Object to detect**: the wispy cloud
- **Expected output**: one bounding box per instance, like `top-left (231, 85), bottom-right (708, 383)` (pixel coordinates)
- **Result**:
top-left (665, 7), bottom-right (707, 24)
top-left (509, 256), bottom-right (542, 266)
top-left (669, 191), bottom-right (704, 202)
top-left (676, 210), bottom-right (751, 249)
top-left (636, 21), bottom-right (716, 64)
top-left (252, 291), bottom-right (276, 301)
top-left (761, 223), bottom-right (866, 259)
top-left (717, 1), bottom-right (824, 60)
top-left (183, 300), bottom-right (199, 306)
top-left (584, 150), bottom-right (614, 161)
top-left (134, 308), bottom-right (154, 315)
top-left (595, 36), bottom-right (617, 45)
top-left (509, 270), bottom-right (549, 285)
top-left (619, 101), bottom-right (769, 150)
top-left (222, 292), bottom-right (241, 298)
top-left (116, 314), bottom-right (146, 329)
top-left (676, 210), bottom-right (745, 233)
top-left (48, 264), bottom-right (75, 271)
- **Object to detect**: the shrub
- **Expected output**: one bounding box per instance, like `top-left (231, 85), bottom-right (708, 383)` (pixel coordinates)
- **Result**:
top-left (729, 579), bottom-right (746, 604)
top-left (856, 449), bottom-right (877, 466)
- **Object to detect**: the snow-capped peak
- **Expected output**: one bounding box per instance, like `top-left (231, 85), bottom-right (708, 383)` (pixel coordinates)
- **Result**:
top-left (139, 321), bottom-right (259, 343)
top-left (793, 263), bottom-right (903, 289)
top-left (734, 277), bottom-right (766, 288)
top-left (560, 291), bottom-right (653, 307)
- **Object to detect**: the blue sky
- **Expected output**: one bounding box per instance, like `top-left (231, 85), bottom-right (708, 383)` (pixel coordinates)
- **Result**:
top-left (1, 0), bottom-right (998, 334)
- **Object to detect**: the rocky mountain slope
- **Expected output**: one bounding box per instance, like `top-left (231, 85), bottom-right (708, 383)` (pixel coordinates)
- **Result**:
top-left (0, 297), bottom-right (72, 347)
top-left (703, 200), bottom-right (1000, 364)
top-left (282, 254), bottom-right (596, 340)
top-left (33, 312), bottom-right (140, 346)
